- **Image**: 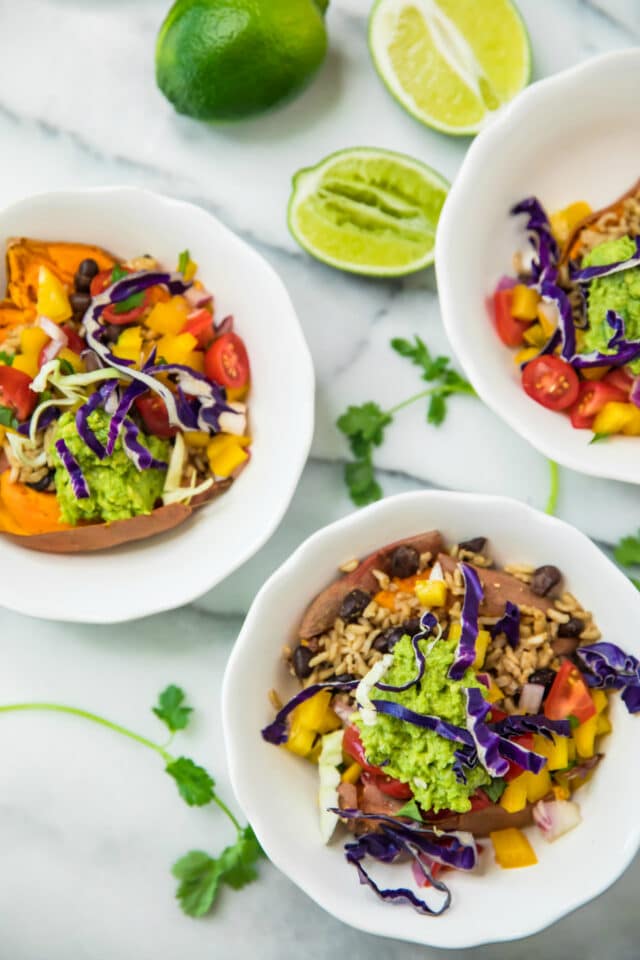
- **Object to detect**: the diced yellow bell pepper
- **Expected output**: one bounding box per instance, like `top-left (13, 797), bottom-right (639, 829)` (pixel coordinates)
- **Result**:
top-left (228, 384), bottom-right (249, 402)
top-left (12, 354), bottom-right (39, 378)
top-left (184, 431), bottom-right (210, 448)
top-left (20, 326), bottom-right (49, 356)
top-left (592, 689), bottom-right (608, 714)
top-left (581, 365), bottom-right (609, 381)
top-left (485, 678), bottom-right (504, 704)
top-left (414, 579), bottom-right (447, 608)
top-left (472, 629), bottom-right (491, 669)
top-left (552, 783), bottom-right (570, 801)
top-left (316, 707), bottom-right (342, 735)
top-left (512, 284), bottom-right (540, 320)
top-left (146, 296), bottom-right (190, 336)
top-left (549, 201), bottom-right (592, 245)
top-left (36, 266), bottom-right (72, 323)
top-left (112, 326), bottom-right (143, 364)
top-left (596, 712), bottom-right (612, 736)
top-left (341, 762), bottom-right (362, 785)
top-left (567, 738), bottom-right (576, 763)
top-left (156, 332), bottom-right (199, 366)
top-left (514, 346), bottom-right (539, 366)
top-left (523, 323), bottom-right (548, 348)
top-left (524, 767), bottom-right (551, 803)
top-left (293, 690), bottom-right (332, 732)
top-left (593, 402), bottom-right (640, 437)
top-left (57, 347), bottom-right (85, 373)
top-left (285, 724), bottom-right (316, 758)
top-left (186, 350), bottom-right (205, 375)
top-left (574, 713), bottom-right (597, 758)
top-left (534, 732), bottom-right (569, 771)
top-left (490, 828), bottom-right (538, 869)
top-left (500, 776), bottom-right (528, 813)
top-left (207, 433), bottom-right (250, 478)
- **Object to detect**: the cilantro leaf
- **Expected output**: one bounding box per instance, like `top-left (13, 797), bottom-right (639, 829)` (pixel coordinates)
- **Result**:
top-left (614, 531), bottom-right (640, 568)
top-left (111, 264), bottom-right (128, 283)
top-left (173, 827), bottom-right (264, 917)
top-left (427, 392), bottom-right (447, 426)
top-left (58, 358), bottom-right (75, 376)
top-left (590, 432), bottom-right (610, 445)
top-left (166, 757), bottom-right (215, 806)
top-left (153, 685), bottom-right (193, 733)
top-left (442, 368), bottom-right (475, 395)
top-left (0, 351), bottom-right (14, 366)
top-left (178, 249), bottom-right (190, 274)
top-left (396, 798), bottom-right (423, 822)
top-left (630, 576), bottom-right (640, 591)
top-left (217, 825), bottom-right (264, 889)
top-left (0, 405), bottom-right (18, 429)
top-left (337, 402), bottom-right (391, 458)
top-left (483, 778), bottom-right (507, 803)
top-left (391, 335), bottom-right (450, 381)
top-left (114, 291), bottom-right (144, 315)
top-left (344, 458), bottom-right (382, 506)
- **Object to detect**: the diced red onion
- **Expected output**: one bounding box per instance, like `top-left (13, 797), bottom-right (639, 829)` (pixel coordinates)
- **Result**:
top-left (38, 316), bottom-right (68, 343)
top-left (519, 682), bottom-right (545, 715)
top-left (533, 799), bottom-right (581, 842)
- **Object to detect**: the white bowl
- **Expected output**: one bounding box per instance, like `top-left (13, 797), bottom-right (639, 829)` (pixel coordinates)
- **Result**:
top-left (223, 490), bottom-right (640, 948)
top-left (437, 50), bottom-right (640, 484)
top-left (0, 187), bottom-right (314, 623)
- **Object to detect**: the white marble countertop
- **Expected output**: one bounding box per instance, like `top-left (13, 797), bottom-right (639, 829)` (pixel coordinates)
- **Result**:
top-left (1, 0), bottom-right (639, 957)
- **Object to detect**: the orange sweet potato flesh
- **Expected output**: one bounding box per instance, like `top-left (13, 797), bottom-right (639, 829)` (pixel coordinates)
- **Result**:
top-left (437, 554), bottom-right (555, 617)
top-left (0, 471), bottom-right (71, 535)
top-left (560, 177), bottom-right (640, 264)
top-left (0, 300), bottom-right (27, 343)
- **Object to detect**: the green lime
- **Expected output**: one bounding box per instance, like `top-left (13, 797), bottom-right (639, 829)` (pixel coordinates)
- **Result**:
top-left (156, 0), bottom-right (329, 121)
top-left (287, 147), bottom-right (449, 277)
top-left (369, 0), bottom-right (531, 136)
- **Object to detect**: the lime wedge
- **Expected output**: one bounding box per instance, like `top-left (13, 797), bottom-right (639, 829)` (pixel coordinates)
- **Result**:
top-left (369, 0), bottom-right (531, 136)
top-left (287, 147), bottom-right (449, 276)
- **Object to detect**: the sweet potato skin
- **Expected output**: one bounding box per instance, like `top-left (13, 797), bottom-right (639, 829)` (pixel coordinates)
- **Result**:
top-left (298, 530), bottom-right (444, 639)
top-left (560, 177), bottom-right (640, 265)
top-left (437, 554), bottom-right (555, 617)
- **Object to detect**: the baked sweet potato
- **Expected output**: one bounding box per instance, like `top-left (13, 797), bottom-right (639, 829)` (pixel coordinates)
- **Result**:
top-left (437, 554), bottom-right (555, 617)
top-left (560, 177), bottom-right (640, 265)
top-left (6, 238), bottom-right (116, 314)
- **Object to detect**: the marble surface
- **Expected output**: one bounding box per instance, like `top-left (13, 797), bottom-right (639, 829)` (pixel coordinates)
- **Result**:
top-left (0, 0), bottom-right (639, 957)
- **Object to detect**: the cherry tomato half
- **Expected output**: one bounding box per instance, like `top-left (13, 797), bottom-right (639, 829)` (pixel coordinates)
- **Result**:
top-left (204, 332), bottom-right (250, 390)
top-left (342, 725), bottom-right (383, 775)
top-left (182, 308), bottom-right (216, 349)
top-left (360, 769), bottom-right (413, 800)
top-left (61, 324), bottom-right (85, 354)
top-left (0, 367), bottom-right (37, 422)
top-left (90, 266), bottom-right (132, 297)
top-left (544, 660), bottom-right (596, 725)
top-left (604, 368), bottom-right (634, 395)
top-left (569, 380), bottom-right (628, 429)
top-left (504, 734), bottom-right (535, 781)
top-left (522, 355), bottom-right (580, 411)
top-left (134, 393), bottom-right (178, 439)
top-left (493, 289), bottom-right (530, 347)
top-left (101, 293), bottom-right (150, 327)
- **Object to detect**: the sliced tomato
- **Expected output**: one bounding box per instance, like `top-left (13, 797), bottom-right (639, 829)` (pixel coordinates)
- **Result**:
top-left (0, 367), bottom-right (36, 421)
top-left (204, 332), bottom-right (250, 389)
top-left (469, 789), bottom-right (492, 811)
top-left (569, 380), bottom-right (627, 429)
top-left (493, 289), bottom-right (529, 347)
top-left (182, 308), bottom-right (215, 349)
top-left (604, 368), bottom-right (634, 395)
top-left (101, 299), bottom-right (149, 326)
top-left (504, 734), bottom-right (535, 781)
top-left (134, 393), bottom-right (178, 439)
top-left (61, 324), bottom-right (85, 354)
top-left (90, 266), bottom-right (130, 297)
top-left (360, 769), bottom-right (413, 800)
top-left (342, 725), bottom-right (384, 775)
top-left (522, 355), bottom-right (580, 411)
top-left (488, 707), bottom-right (508, 723)
top-left (544, 660), bottom-right (596, 724)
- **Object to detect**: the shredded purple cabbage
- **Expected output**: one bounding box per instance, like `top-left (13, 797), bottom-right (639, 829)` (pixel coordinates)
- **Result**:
top-left (55, 438), bottom-right (90, 499)
top-left (511, 197), bottom-right (559, 283)
top-left (539, 281), bottom-right (575, 360)
top-left (574, 642), bottom-right (640, 714)
top-left (490, 600), bottom-right (520, 650)
top-left (572, 310), bottom-right (640, 368)
top-left (492, 714), bottom-right (571, 742)
top-left (448, 563), bottom-right (483, 681)
top-left (106, 380), bottom-right (148, 455)
top-left (376, 611), bottom-right (437, 694)
top-left (75, 381), bottom-right (119, 460)
top-left (464, 689), bottom-right (509, 778)
top-left (369, 700), bottom-right (474, 748)
top-left (497, 736), bottom-right (546, 774)
top-left (622, 686), bottom-right (640, 714)
top-left (570, 236), bottom-right (640, 282)
top-left (261, 676), bottom-right (359, 745)
top-left (18, 404), bottom-right (61, 436)
top-left (121, 418), bottom-right (167, 471)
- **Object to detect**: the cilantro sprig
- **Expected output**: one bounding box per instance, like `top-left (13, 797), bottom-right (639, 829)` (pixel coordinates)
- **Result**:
top-left (337, 336), bottom-right (475, 505)
top-left (614, 530), bottom-right (640, 569)
top-left (0, 685), bottom-right (263, 918)
top-left (0, 404), bottom-right (18, 430)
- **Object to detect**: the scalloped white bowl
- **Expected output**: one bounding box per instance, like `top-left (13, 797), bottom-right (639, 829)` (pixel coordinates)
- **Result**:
top-left (437, 50), bottom-right (640, 484)
top-left (0, 187), bottom-right (314, 623)
top-left (223, 490), bottom-right (640, 948)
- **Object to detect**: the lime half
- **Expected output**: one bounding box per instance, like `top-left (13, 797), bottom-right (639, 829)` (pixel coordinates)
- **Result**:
top-left (287, 147), bottom-right (449, 276)
top-left (369, 0), bottom-right (531, 136)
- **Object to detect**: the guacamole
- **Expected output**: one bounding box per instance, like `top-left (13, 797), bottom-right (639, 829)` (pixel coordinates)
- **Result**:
top-left (51, 408), bottom-right (169, 525)
top-left (356, 634), bottom-right (489, 814)
top-left (582, 236), bottom-right (640, 373)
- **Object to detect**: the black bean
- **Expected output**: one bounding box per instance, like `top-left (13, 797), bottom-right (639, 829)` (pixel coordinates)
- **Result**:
top-left (74, 272), bottom-right (92, 293)
top-left (372, 618), bottom-right (421, 654)
top-left (530, 564), bottom-right (562, 596)
top-left (558, 616), bottom-right (584, 638)
top-left (70, 293), bottom-right (91, 316)
top-left (25, 469), bottom-right (55, 492)
top-left (458, 537), bottom-right (487, 554)
top-left (389, 545), bottom-right (419, 579)
top-left (527, 668), bottom-right (557, 694)
top-left (327, 673), bottom-right (356, 685)
top-left (339, 589), bottom-right (371, 623)
top-left (78, 258), bottom-right (99, 278)
top-left (292, 645), bottom-right (314, 680)
top-left (102, 323), bottom-right (129, 342)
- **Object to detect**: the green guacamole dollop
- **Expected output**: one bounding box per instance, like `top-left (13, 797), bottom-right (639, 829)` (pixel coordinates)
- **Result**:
top-left (356, 634), bottom-right (489, 814)
top-left (51, 408), bottom-right (169, 525)
top-left (582, 236), bottom-right (640, 373)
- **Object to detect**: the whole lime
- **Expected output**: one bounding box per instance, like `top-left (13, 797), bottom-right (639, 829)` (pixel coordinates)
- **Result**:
top-left (156, 0), bottom-right (329, 121)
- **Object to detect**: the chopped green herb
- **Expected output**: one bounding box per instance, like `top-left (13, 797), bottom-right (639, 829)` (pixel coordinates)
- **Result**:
top-left (153, 684), bottom-right (193, 733)
top-left (0, 405), bottom-right (18, 429)
top-left (110, 264), bottom-right (128, 283)
top-left (482, 778), bottom-right (507, 803)
top-left (568, 714), bottom-right (580, 731)
top-left (614, 530), bottom-right (640, 567)
top-left (39, 389), bottom-right (53, 403)
top-left (590, 432), bottom-right (610, 445)
top-left (0, 351), bottom-right (14, 366)
top-left (396, 798), bottom-right (423, 822)
top-left (173, 827), bottom-right (264, 917)
top-left (113, 291), bottom-right (144, 315)
top-left (178, 249), bottom-right (191, 274)
top-left (166, 756), bottom-right (215, 807)
top-left (58, 358), bottom-right (75, 376)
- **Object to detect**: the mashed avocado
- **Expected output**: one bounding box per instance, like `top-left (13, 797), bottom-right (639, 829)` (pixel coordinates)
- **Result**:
top-left (51, 408), bottom-right (169, 525)
top-left (582, 236), bottom-right (640, 373)
top-left (356, 634), bottom-right (489, 814)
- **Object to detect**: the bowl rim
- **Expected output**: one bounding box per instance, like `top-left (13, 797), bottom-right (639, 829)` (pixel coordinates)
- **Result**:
top-left (0, 185), bottom-right (315, 623)
top-left (222, 488), bottom-right (640, 948)
top-left (436, 48), bottom-right (640, 484)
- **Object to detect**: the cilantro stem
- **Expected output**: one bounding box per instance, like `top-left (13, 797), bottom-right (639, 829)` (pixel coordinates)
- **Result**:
top-left (545, 460), bottom-right (560, 516)
top-left (0, 702), bottom-right (174, 762)
top-left (212, 793), bottom-right (242, 833)
top-left (386, 388), bottom-right (434, 416)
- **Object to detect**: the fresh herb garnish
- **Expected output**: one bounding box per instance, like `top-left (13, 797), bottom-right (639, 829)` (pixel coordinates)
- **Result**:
top-left (0, 404), bottom-right (18, 429)
top-left (110, 264), bottom-right (128, 283)
top-left (178, 249), bottom-right (191, 274)
top-left (483, 778), bottom-right (507, 803)
top-left (396, 798), bottom-right (423, 822)
top-left (0, 684), bottom-right (263, 917)
top-left (614, 530), bottom-right (640, 568)
top-left (0, 351), bottom-right (14, 366)
top-left (590, 432), bottom-right (610, 445)
top-left (114, 291), bottom-right (144, 315)
top-left (545, 459), bottom-right (560, 516)
top-left (58, 358), bottom-right (75, 376)
top-left (568, 714), bottom-right (580, 731)
top-left (337, 337), bottom-right (474, 505)
top-left (630, 576), bottom-right (640, 591)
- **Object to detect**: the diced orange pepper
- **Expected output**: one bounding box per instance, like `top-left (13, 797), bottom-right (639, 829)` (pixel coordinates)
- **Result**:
top-left (374, 590), bottom-right (396, 611)
top-left (393, 574), bottom-right (421, 592)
